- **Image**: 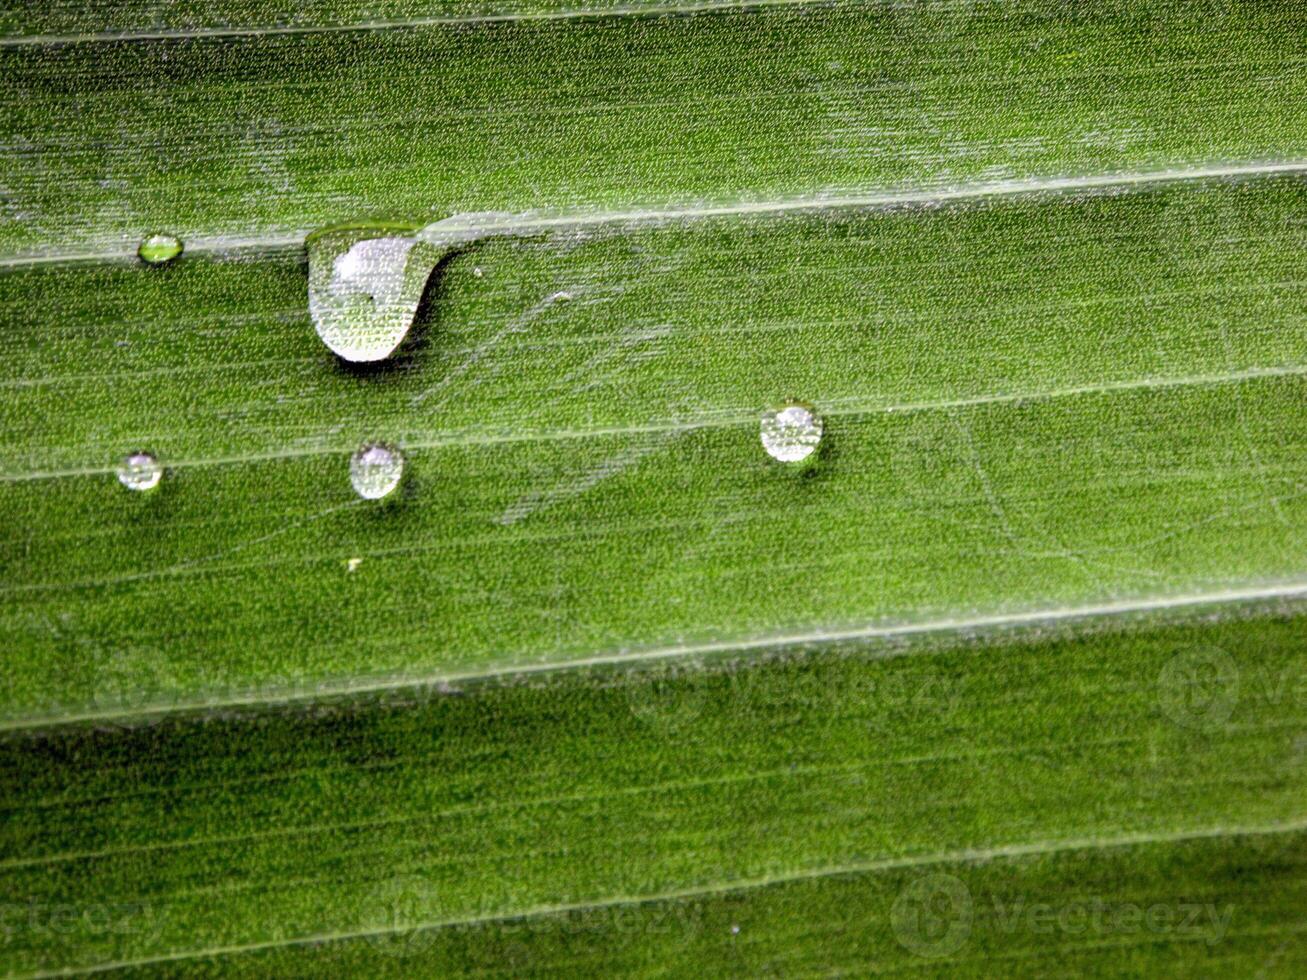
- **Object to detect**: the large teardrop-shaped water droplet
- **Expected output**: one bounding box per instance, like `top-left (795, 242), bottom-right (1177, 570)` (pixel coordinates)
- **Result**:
top-left (307, 226), bottom-right (438, 363)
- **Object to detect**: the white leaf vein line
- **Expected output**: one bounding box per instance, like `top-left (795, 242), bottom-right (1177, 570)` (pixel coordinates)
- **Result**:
top-left (5, 578), bottom-right (1307, 732)
top-left (3, 161), bottom-right (1305, 268)
top-left (4, 362), bottom-right (1305, 484)
top-left (0, 0), bottom-right (826, 48)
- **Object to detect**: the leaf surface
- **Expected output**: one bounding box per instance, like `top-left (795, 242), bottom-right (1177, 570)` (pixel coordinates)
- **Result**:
top-left (1, 1), bottom-right (1305, 975)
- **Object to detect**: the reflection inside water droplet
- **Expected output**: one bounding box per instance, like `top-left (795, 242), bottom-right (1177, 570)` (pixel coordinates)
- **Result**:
top-left (138, 233), bottom-right (182, 265)
top-left (117, 451), bottom-right (162, 491)
top-left (760, 403), bottom-right (823, 463)
top-left (350, 443), bottom-right (404, 500)
top-left (307, 227), bottom-right (438, 363)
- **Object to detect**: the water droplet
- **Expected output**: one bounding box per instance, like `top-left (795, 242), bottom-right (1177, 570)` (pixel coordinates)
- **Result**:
top-left (307, 226), bottom-right (438, 362)
top-left (350, 443), bottom-right (404, 500)
top-left (137, 233), bottom-right (182, 265)
top-left (117, 451), bottom-right (162, 491)
top-left (760, 403), bottom-right (823, 462)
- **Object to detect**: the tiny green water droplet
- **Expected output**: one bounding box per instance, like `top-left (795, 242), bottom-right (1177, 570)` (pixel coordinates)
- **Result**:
top-left (350, 443), bottom-right (404, 500)
top-left (137, 233), bottom-right (182, 265)
top-left (117, 451), bottom-right (162, 491)
top-left (760, 403), bottom-right (822, 463)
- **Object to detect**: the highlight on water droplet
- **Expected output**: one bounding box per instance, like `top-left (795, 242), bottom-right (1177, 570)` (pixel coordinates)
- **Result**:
top-left (760, 402), bottom-right (823, 463)
top-left (307, 224), bottom-right (442, 363)
top-left (350, 443), bottom-right (404, 500)
top-left (117, 451), bottom-right (163, 491)
top-left (137, 233), bottom-right (183, 265)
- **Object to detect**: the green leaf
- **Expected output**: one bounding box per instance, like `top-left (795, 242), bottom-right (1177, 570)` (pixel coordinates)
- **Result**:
top-left (1, 0), bottom-right (1305, 975)
top-left (3, 608), bottom-right (1307, 973)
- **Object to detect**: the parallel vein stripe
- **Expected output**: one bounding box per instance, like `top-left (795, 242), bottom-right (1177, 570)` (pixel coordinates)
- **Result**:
top-left (2, 161), bottom-right (1304, 269)
top-left (4, 732), bottom-right (1156, 865)
top-left (22, 816), bottom-right (1307, 978)
top-left (4, 362), bottom-right (1304, 483)
top-left (4, 578), bottom-right (1307, 732)
top-left (0, 0), bottom-right (825, 48)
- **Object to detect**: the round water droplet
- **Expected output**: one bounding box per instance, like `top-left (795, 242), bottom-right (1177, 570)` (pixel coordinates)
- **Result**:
top-left (117, 451), bottom-right (162, 491)
top-left (350, 443), bottom-right (404, 500)
top-left (760, 403), bottom-right (823, 463)
top-left (307, 226), bottom-right (438, 363)
top-left (137, 233), bottom-right (182, 265)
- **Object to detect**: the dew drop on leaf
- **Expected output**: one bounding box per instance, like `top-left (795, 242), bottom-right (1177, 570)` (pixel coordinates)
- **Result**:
top-left (307, 227), bottom-right (438, 362)
top-left (137, 233), bottom-right (182, 265)
top-left (760, 403), bottom-right (823, 462)
top-left (350, 443), bottom-right (404, 500)
top-left (117, 451), bottom-right (162, 491)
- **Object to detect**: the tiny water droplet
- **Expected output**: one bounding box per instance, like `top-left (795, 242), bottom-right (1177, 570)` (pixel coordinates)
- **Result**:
top-left (307, 226), bottom-right (437, 362)
top-left (760, 403), bottom-right (823, 463)
top-left (117, 451), bottom-right (162, 491)
top-left (350, 443), bottom-right (404, 500)
top-left (472, 266), bottom-right (484, 278)
top-left (137, 233), bottom-right (183, 265)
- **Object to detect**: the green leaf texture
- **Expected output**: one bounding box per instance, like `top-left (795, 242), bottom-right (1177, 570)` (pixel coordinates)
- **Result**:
top-left (1, 1), bottom-right (1305, 975)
